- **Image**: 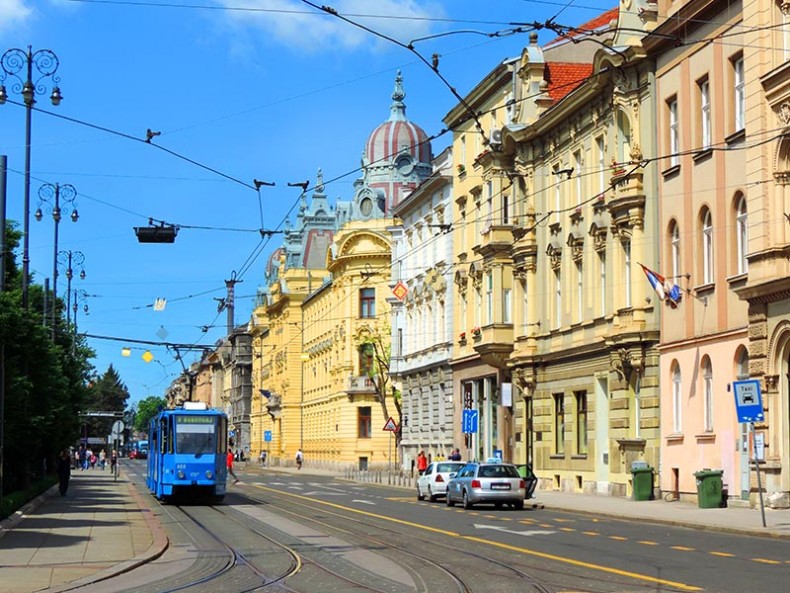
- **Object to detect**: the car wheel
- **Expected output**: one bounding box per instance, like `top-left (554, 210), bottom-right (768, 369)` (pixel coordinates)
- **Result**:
top-left (417, 485), bottom-right (424, 501)
top-left (446, 491), bottom-right (455, 507)
top-left (513, 500), bottom-right (524, 511)
top-left (428, 486), bottom-right (437, 503)
top-left (463, 490), bottom-right (473, 510)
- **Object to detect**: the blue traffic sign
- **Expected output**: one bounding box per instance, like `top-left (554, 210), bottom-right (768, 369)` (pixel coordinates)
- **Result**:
top-left (264, 430), bottom-right (272, 442)
top-left (733, 380), bottom-right (764, 423)
top-left (462, 409), bottom-right (479, 434)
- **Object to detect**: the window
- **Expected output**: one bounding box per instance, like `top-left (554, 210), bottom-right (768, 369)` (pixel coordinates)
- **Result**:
top-left (736, 194), bottom-right (748, 275)
top-left (553, 163), bottom-right (562, 224)
top-left (554, 269), bottom-right (562, 329)
top-left (503, 288), bottom-right (512, 324)
top-left (735, 346), bottom-right (749, 380)
top-left (599, 252), bottom-right (606, 317)
top-left (554, 393), bottom-right (565, 454)
top-left (396, 328), bottom-right (403, 357)
top-left (359, 343), bottom-right (374, 376)
top-left (576, 261), bottom-right (583, 322)
top-left (733, 56), bottom-right (744, 131)
top-left (699, 77), bottom-right (711, 149)
top-left (702, 209), bottom-right (714, 284)
top-left (358, 406), bottom-right (371, 438)
top-left (670, 221), bottom-right (680, 282)
top-left (574, 150), bottom-right (583, 206)
top-left (575, 391), bottom-right (588, 455)
top-left (702, 357), bottom-right (713, 432)
top-left (623, 240), bottom-right (632, 308)
top-left (502, 193), bottom-right (510, 225)
top-left (521, 278), bottom-right (529, 331)
top-left (360, 287), bottom-right (376, 318)
top-left (616, 110), bottom-right (631, 163)
top-left (460, 135), bottom-right (466, 164)
top-left (672, 362), bottom-right (682, 433)
top-left (486, 271), bottom-right (493, 324)
top-left (668, 98), bottom-right (679, 167)
top-left (596, 136), bottom-right (606, 194)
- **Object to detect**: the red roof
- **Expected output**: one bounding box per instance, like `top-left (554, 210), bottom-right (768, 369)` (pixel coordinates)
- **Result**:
top-left (545, 62), bottom-right (594, 102)
top-left (545, 7), bottom-right (619, 47)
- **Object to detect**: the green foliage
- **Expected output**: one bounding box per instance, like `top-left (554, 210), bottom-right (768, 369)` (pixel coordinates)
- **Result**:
top-left (83, 365), bottom-right (131, 439)
top-left (0, 476), bottom-right (57, 520)
top-left (134, 396), bottom-right (167, 433)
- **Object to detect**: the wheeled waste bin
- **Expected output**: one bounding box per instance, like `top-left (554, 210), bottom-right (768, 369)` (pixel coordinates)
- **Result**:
top-left (694, 469), bottom-right (724, 508)
top-left (631, 462), bottom-right (654, 501)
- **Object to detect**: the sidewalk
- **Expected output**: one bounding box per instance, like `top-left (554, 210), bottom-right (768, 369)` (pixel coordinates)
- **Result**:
top-left (1, 465), bottom-right (787, 593)
top-left (0, 469), bottom-right (167, 593)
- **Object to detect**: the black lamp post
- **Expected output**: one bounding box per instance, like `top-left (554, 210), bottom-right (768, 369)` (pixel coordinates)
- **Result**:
top-left (36, 183), bottom-right (77, 337)
top-left (0, 46), bottom-right (62, 309)
top-left (72, 288), bottom-right (89, 335)
top-left (57, 250), bottom-right (85, 328)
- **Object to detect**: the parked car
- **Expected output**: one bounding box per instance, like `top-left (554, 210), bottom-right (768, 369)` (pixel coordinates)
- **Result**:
top-left (515, 463), bottom-right (538, 499)
top-left (446, 461), bottom-right (526, 510)
top-left (417, 461), bottom-right (466, 502)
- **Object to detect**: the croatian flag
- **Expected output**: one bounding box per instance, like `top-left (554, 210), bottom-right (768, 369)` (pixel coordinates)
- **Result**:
top-left (639, 264), bottom-right (681, 306)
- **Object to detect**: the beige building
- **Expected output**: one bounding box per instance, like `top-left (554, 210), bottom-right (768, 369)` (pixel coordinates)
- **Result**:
top-left (645, 0), bottom-right (751, 504)
top-left (476, 5), bottom-right (664, 497)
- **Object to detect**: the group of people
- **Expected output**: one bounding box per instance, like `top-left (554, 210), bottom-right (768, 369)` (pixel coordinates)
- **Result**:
top-left (225, 447), bottom-right (303, 482)
top-left (73, 445), bottom-right (109, 471)
top-left (57, 446), bottom-right (118, 496)
top-left (416, 447), bottom-right (464, 474)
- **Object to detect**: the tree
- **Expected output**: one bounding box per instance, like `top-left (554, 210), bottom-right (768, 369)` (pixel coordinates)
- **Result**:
top-left (134, 396), bottom-right (166, 434)
top-left (84, 365), bottom-right (130, 440)
top-left (356, 323), bottom-right (401, 443)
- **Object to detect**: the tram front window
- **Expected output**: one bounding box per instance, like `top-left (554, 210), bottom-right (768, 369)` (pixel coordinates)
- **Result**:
top-left (175, 416), bottom-right (217, 455)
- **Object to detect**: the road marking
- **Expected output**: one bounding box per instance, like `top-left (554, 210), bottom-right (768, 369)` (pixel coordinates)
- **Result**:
top-left (638, 540), bottom-right (659, 546)
top-left (302, 491), bottom-right (345, 496)
top-left (582, 531), bottom-right (599, 536)
top-left (475, 524), bottom-right (556, 536)
top-left (710, 552), bottom-right (734, 557)
top-left (752, 558), bottom-right (781, 564)
top-left (352, 499), bottom-right (376, 505)
top-left (559, 527), bottom-right (576, 532)
top-left (253, 484), bottom-right (702, 592)
top-left (609, 536), bottom-right (627, 541)
top-left (671, 546), bottom-right (695, 552)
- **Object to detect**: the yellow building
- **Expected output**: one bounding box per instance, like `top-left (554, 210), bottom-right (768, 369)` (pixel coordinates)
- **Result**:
top-left (302, 218), bottom-right (398, 470)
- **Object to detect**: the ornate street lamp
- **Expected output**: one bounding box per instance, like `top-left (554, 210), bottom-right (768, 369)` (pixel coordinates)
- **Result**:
top-left (36, 183), bottom-right (77, 337)
top-left (0, 46), bottom-right (62, 309)
top-left (57, 250), bottom-right (85, 329)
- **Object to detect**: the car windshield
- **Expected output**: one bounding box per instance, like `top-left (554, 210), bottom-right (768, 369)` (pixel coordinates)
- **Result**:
top-left (436, 462), bottom-right (465, 473)
top-left (478, 465), bottom-right (519, 478)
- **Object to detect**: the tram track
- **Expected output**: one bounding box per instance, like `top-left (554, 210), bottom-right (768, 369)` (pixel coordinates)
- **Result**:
top-left (239, 485), bottom-right (552, 593)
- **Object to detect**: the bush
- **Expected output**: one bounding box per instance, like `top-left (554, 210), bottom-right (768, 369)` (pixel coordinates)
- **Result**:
top-left (1, 476), bottom-right (57, 520)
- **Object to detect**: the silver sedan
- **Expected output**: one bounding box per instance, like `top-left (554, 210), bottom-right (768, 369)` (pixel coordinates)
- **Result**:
top-left (446, 462), bottom-right (526, 510)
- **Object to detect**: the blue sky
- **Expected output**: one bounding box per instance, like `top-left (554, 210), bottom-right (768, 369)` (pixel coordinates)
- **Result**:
top-left (1, 0), bottom-right (603, 406)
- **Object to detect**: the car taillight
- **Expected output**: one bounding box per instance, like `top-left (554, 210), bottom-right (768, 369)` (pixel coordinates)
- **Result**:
top-left (471, 479), bottom-right (481, 488)
top-left (436, 474), bottom-right (444, 482)
top-left (519, 479), bottom-right (526, 488)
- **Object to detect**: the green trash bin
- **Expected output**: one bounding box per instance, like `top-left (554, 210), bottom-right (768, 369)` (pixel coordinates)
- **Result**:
top-left (631, 462), bottom-right (654, 501)
top-left (694, 469), bottom-right (724, 508)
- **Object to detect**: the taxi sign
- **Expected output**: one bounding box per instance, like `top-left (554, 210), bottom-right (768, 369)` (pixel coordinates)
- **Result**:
top-left (733, 379), bottom-right (764, 423)
top-left (382, 417), bottom-right (398, 431)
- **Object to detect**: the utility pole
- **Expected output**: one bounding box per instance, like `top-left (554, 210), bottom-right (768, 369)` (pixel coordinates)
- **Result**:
top-left (224, 271), bottom-right (241, 334)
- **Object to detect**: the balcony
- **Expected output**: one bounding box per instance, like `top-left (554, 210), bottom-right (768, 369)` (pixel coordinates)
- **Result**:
top-left (473, 324), bottom-right (515, 369)
top-left (346, 375), bottom-right (378, 395)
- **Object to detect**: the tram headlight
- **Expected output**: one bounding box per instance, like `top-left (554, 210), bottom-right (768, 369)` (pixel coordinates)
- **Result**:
top-left (205, 470), bottom-right (214, 479)
top-left (176, 470), bottom-right (186, 480)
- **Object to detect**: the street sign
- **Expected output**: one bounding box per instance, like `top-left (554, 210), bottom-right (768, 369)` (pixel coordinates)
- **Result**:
top-left (264, 430), bottom-right (272, 442)
top-left (111, 420), bottom-right (125, 438)
top-left (462, 409), bottom-right (479, 434)
top-left (382, 417), bottom-right (398, 431)
top-left (733, 379), bottom-right (764, 423)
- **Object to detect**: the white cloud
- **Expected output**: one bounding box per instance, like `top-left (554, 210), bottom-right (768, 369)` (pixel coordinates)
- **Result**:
top-left (218, 0), bottom-right (444, 53)
top-left (0, 0), bottom-right (32, 33)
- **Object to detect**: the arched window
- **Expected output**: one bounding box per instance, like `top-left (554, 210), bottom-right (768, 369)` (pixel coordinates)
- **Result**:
top-left (702, 356), bottom-right (713, 432)
top-left (671, 361), bottom-right (682, 433)
top-left (736, 194), bottom-right (748, 275)
top-left (735, 346), bottom-right (749, 379)
top-left (702, 208), bottom-right (714, 284)
top-left (617, 110), bottom-right (631, 163)
top-left (669, 220), bottom-right (680, 282)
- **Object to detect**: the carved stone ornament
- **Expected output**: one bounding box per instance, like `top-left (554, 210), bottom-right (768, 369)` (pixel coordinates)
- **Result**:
top-left (778, 102), bottom-right (790, 126)
top-left (611, 347), bottom-right (645, 382)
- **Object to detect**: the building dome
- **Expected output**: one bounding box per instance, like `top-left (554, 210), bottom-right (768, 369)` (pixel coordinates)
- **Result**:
top-left (364, 71), bottom-right (431, 167)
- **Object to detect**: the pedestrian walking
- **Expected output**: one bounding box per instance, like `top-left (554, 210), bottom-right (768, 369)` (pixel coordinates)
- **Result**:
top-left (448, 448), bottom-right (462, 461)
top-left (227, 448), bottom-right (239, 483)
top-left (295, 448), bottom-right (303, 470)
top-left (99, 449), bottom-right (107, 470)
top-left (417, 450), bottom-right (428, 475)
top-left (56, 449), bottom-right (71, 496)
top-left (259, 450), bottom-right (267, 466)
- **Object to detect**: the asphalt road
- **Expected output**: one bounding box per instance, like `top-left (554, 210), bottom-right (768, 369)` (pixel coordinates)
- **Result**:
top-left (120, 464), bottom-right (790, 593)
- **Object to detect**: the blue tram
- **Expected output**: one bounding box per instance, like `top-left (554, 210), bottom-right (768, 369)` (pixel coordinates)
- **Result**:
top-left (146, 402), bottom-right (228, 503)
